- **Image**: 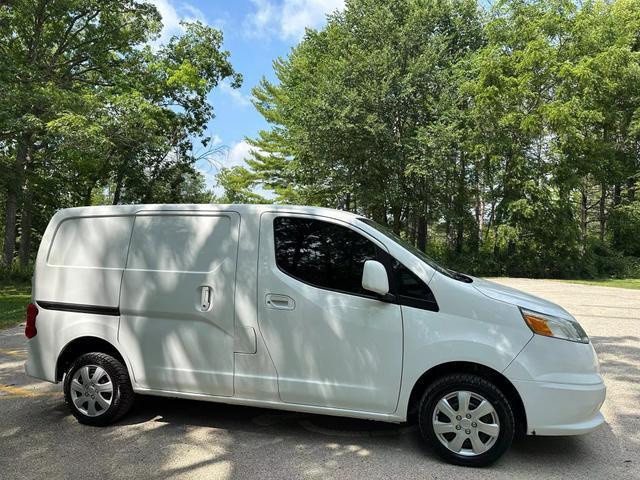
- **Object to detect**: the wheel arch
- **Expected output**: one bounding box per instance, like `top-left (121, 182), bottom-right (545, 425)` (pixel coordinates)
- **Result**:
top-left (56, 336), bottom-right (128, 382)
top-left (407, 361), bottom-right (527, 436)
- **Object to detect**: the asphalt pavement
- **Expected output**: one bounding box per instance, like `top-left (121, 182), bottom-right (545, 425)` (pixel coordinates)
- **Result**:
top-left (0, 279), bottom-right (638, 479)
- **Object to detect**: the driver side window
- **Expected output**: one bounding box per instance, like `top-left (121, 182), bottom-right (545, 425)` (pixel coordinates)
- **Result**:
top-left (273, 216), bottom-right (379, 297)
top-left (273, 215), bottom-right (438, 310)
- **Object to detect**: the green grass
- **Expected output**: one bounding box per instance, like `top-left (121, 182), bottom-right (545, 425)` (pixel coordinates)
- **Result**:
top-left (556, 278), bottom-right (640, 290)
top-left (0, 282), bottom-right (31, 329)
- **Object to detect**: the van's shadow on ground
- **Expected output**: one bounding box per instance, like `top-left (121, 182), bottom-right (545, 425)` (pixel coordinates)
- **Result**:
top-left (118, 393), bottom-right (591, 457)
top-left (5, 322), bottom-right (635, 478)
top-left (120, 394), bottom-right (419, 438)
top-left (36, 388), bottom-right (628, 479)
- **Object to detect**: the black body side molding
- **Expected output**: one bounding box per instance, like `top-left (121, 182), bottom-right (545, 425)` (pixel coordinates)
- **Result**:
top-left (37, 301), bottom-right (120, 316)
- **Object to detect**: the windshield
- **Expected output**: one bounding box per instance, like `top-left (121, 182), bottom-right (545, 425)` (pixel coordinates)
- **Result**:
top-left (356, 217), bottom-right (471, 282)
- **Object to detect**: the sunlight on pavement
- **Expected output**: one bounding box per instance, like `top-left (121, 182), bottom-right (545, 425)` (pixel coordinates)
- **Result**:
top-left (0, 384), bottom-right (61, 398)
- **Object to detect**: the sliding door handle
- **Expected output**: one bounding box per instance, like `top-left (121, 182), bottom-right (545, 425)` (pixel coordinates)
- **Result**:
top-left (200, 286), bottom-right (212, 311)
top-left (265, 294), bottom-right (295, 310)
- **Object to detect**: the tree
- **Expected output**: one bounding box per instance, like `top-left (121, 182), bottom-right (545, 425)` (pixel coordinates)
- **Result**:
top-left (0, 0), bottom-right (161, 265)
top-left (215, 166), bottom-right (269, 204)
top-left (249, 0), bottom-right (483, 236)
top-left (239, 0), bottom-right (640, 278)
top-left (0, 1), bottom-right (241, 266)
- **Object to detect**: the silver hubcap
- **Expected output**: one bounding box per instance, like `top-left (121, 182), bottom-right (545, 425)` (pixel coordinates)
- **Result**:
top-left (432, 390), bottom-right (500, 456)
top-left (70, 365), bottom-right (113, 417)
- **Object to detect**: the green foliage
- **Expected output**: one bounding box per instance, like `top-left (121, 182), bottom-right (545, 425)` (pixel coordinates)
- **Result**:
top-left (1, 0), bottom-right (639, 280)
top-left (608, 201), bottom-right (640, 256)
top-left (215, 166), bottom-right (270, 204)
top-left (0, 1), bottom-right (241, 266)
top-left (238, 0), bottom-right (640, 278)
top-left (0, 264), bottom-right (33, 284)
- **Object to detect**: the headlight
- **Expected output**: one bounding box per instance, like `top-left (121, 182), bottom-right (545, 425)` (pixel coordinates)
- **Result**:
top-left (520, 308), bottom-right (589, 344)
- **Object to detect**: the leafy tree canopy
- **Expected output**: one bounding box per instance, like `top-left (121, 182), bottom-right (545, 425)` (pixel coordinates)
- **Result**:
top-left (238, 0), bottom-right (640, 278)
top-left (0, 0), bottom-right (241, 266)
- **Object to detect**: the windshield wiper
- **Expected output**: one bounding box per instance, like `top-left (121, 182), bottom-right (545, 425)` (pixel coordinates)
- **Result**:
top-left (446, 269), bottom-right (473, 283)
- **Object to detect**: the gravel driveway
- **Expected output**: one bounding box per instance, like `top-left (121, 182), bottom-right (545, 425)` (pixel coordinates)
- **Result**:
top-left (0, 279), bottom-right (638, 479)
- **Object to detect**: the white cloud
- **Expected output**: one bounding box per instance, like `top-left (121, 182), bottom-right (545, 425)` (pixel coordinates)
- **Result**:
top-left (219, 82), bottom-right (253, 107)
top-left (225, 140), bottom-right (257, 167)
top-left (246, 0), bottom-right (344, 40)
top-left (198, 139), bottom-right (260, 174)
top-left (181, 3), bottom-right (206, 21)
top-left (247, 0), bottom-right (277, 36)
top-left (196, 139), bottom-right (268, 196)
top-left (147, 0), bottom-right (208, 45)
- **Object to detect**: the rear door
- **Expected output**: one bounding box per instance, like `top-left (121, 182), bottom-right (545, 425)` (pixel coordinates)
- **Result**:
top-left (257, 213), bottom-right (403, 413)
top-left (119, 211), bottom-right (239, 396)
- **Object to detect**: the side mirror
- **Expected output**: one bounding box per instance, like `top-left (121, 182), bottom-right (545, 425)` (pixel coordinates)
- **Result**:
top-left (362, 260), bottom-right (389, 296)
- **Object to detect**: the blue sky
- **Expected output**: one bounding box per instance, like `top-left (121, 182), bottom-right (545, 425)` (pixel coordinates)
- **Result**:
top-left (148, 0), bottom-right (344, 190)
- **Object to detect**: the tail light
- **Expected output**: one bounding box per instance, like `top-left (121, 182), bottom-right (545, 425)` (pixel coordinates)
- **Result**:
top-left (25, 303), bottom-right (38, 339)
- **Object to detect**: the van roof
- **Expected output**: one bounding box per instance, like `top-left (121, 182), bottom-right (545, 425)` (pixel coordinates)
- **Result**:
top-left (53, 204), bottom-right (362, 223)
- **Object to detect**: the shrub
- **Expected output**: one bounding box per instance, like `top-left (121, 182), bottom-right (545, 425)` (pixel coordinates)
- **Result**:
top-left (609, 203), bottom-right (640, 256)
top-left (0, 264), bottom-right (34, 285)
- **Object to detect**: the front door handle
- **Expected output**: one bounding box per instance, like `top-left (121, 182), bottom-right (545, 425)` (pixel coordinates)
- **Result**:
top-left (265, 294), bottom-right (295, 310)
top-left (200, 286), bottom-right (212, 311)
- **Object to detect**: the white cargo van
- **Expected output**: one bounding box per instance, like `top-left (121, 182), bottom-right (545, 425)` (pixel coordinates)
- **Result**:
top-left (25, 204), bottom-right (605, 466)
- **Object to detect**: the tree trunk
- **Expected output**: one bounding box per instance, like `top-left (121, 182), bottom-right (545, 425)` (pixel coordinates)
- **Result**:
top-left (455, 154), bottom-right (466, 253)
top-left (3, 134), bottom-right (30, 267)
top-left (580, 187), bottom-right (588, 253)
top-left (599, 183), bottom-right (606, 243)
top-left (392, 205), bottom-right (401, 234)
top-left (112, 177), bottom-right (123, 205)
top-left (408, 213), bottom-right (417, 246)
top-left (613, 183), bottom-right (621, 206)
top-left (489, 197), bottom-right (498, 256)
top-left (3, 191), bottom-right (18, 267)
top-left (611, 183), bottom-right (622, 248)
top-left (372, 205), bottom-right (387, 225)
top-left (18, 188), bottom-right (33, 266)
top-left (83, 184), bottom-right (94, 206)
top-left (474, 167), bottom-right (484, 251)
top-left (455, 218), bottom-right (464, 253)
top-left (417, 215), bottom-right (426, 252)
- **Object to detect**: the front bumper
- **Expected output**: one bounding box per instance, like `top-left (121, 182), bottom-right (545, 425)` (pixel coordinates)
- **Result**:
top-left (504, 335), bottom-right (606, 436)
top-left (510, 378), bottom-right (606, 435)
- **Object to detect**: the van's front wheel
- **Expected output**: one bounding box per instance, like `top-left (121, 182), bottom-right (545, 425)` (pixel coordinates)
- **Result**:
top-left (63, 352), bottom-right (134, 426)
top-left (418, 374), bottom-right (514, 467)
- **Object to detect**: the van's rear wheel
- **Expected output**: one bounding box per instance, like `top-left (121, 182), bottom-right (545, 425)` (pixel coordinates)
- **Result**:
top-left (418, 374), bottom-right (514, 467)
top-left (63, 352), bottom-right (134, 426)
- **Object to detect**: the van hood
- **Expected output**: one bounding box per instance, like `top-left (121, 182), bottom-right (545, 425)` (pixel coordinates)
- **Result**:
top-left (471, 277), bottom-right (571, 319)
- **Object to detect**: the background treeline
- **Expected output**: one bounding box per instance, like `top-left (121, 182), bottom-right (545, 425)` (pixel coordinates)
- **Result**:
top-left (220, 0), bottom-right (640, 278)
top-left (0, 0), bottom-right (240, 276)
top-left (2, 0), bottom-right (640, 280)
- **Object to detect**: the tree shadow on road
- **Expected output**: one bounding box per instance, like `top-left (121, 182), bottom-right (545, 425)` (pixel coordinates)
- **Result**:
top-left (2, 330), bottom-right (638, 479)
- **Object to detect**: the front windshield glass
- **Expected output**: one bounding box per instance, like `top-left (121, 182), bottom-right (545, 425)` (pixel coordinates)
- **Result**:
top-left (356, 217), bottom-right (455, 278)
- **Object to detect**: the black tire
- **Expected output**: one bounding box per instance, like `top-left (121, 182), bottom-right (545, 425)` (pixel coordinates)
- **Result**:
top-left (418, 373), bottom-right (515, 467)
top-left (63, 352), bottom-right (135, 426)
